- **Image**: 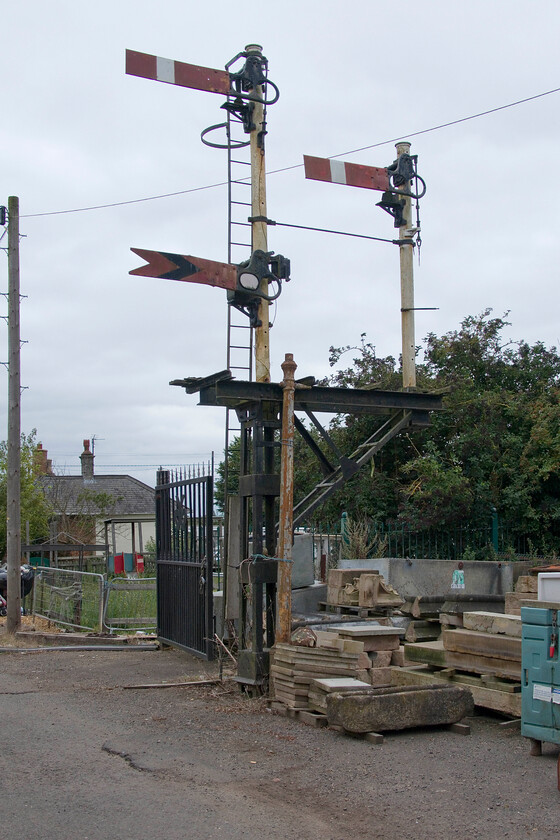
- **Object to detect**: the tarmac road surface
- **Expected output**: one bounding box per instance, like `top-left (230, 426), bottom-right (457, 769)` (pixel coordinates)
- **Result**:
top-left (1, 644), bottom-right (559, 840)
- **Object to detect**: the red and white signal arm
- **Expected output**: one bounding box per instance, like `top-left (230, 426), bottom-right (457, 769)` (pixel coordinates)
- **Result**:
top-left (303, 155), bottom-right (390, 193)
top-left (126, 49), bottom-right (230, 95)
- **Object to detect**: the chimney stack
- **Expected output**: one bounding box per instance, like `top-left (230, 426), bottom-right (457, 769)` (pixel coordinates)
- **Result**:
top-left (34, 443), bottom-right (48, 475)
top-left (34, 442), bottom-right (53, 475)
top-left (80, 439), bottom-right (94, 480)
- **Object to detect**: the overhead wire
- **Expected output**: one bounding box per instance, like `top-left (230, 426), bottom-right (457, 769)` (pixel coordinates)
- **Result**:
top-left (273, 220), bottom-right (395, 244)
top-left (19, 83), bottom-right (560, 220)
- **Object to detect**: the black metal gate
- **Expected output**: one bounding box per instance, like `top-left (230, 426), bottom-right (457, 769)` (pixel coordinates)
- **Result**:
top-left (155, 468), bottom-right (214, 659)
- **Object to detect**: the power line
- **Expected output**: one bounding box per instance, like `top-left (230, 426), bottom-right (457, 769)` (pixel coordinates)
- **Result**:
top-left (20, 84), bottom-right (560, 220)
top-left (325, 84), bottom-right (560, 160)
top-left (21, 180), bottom-right (230, 219)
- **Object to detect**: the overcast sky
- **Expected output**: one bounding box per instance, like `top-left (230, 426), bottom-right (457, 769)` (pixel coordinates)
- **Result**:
top-left (2, 1), bottom-right (559, 485)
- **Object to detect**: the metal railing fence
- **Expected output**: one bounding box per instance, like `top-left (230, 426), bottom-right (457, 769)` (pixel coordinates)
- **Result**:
top-left (33, 567), bottom-right (105, 631)
top-left (302, 521), bottom-right (534, 564)
top-left (32, 567), bottom-right (158, 633)
top-left (103, 577), bottom-right (156, 634)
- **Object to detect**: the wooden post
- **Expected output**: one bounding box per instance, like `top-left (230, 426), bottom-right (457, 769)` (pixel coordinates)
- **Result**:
top-left (396, 142), bottom-right (416, 390)
top-left (246, 44), bottom-right (271, 383)
top-left (275, 353), bottom-right (297, 644)
top-left (6, 196), bottom-right (21, 633)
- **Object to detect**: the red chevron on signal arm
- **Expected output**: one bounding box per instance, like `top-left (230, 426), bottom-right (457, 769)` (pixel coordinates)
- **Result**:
top-left (130, 248), bottom-right (237, 290)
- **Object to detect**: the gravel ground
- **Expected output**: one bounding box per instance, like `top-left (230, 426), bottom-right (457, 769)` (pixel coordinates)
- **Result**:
top-left (1, 641), bottom-right (559, 840)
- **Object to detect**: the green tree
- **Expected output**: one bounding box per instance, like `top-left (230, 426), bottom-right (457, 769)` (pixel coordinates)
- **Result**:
top-left (216, 312), bottom-right (560, 551)
top-left (420, 311), bottom-right (560, 546)
top-left (0, 430), bottom-right (52, 560)
top-left (214, 437), bottom-right (241, 515)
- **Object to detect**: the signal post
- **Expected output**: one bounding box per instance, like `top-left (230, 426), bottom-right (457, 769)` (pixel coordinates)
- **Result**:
top-left (127, 45), bottom-right (287, 685)
top-left (246, 44), bottom-right (271, 384)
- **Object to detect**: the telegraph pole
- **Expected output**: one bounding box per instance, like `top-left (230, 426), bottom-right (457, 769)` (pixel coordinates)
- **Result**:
top-left (6, 196), bottom-right (22, 633)
top-left (247, 44), bottom-right (271, 383)
top-left (396, 141), bottom-right (416, 390)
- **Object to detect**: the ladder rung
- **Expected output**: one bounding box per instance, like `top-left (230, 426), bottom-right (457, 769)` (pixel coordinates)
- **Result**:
top-left (230, 344), bottom-right (251, 350)
top-left (232, 200), bottom-right (251, 207)
top-left (232, 221), bottom-right (251, 227)
top-left (231, 179), bottom-right (251, 186)
top-left (231, 159), bottom-right (251, 166)
top-left (231, 241), bottom-right (251, 248)
top-left (230, 323), bottom-right (251, 330)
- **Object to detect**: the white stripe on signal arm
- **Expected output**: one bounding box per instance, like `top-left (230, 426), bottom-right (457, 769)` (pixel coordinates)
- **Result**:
top-left (156, 57), bottom-right (175, 84)
top-left (329, 160), bottom-right (347, 185)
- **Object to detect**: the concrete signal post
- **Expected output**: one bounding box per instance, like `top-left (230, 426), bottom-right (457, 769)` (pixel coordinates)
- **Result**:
top-left (396, 142), bottom-right (416, 391)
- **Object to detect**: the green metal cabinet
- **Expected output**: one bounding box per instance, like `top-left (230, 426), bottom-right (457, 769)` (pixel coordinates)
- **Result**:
top-left (521, 605), bottom-right (560, 744)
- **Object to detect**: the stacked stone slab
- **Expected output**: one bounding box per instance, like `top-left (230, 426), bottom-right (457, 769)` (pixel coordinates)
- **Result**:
top-left (317, 624), bottom-right (403, 687)
top-left (308, 677), bottom-right (371, 714)
top-left (271, 644), bottom-right (361, 709)
top-left (394, 608), bottom-right (524, 715)
top-left (403, 609), bottom-right (522, 681)
top-left (504, 574), bottom-right (538, 615)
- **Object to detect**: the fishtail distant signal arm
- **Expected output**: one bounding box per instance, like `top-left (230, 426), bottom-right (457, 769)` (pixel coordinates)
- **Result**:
top-left (130, 248), bottom-right (237, 290)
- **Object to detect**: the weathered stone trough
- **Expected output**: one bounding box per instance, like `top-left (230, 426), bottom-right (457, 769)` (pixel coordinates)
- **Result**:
top-left (326, 682), bottom-right (474, 734)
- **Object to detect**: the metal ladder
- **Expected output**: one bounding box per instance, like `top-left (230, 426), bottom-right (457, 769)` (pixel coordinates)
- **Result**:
top-left (225, 104), bottom-right (253, 455)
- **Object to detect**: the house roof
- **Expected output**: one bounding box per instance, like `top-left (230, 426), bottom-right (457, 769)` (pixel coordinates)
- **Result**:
top-left (40, 474), bottom-right (155, 517)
